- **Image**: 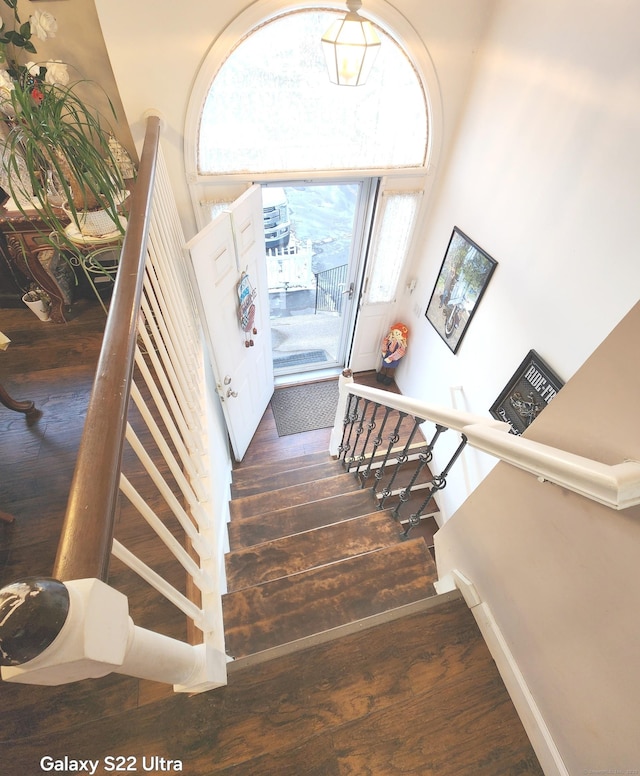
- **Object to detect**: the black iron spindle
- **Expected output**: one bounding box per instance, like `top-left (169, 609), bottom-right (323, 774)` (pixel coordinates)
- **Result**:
top-left (353, 401), bottom-right (381, 475)
top-left (338, 393), bottom-right (356, 461)
top-left (391, 423), bottom-right (447, 521)
top-left (402, 434), bottom-right (468, 537)
top-left (345, 399), bottom-right (371, 471)
top-left (338, 394), bottom-right (361, 465)
top-left (373, 411), bottom-right (407, 501)
top-left (359, 404), bottom-right (393, 486)
top-left (378, 416), bottom-right (425, 508)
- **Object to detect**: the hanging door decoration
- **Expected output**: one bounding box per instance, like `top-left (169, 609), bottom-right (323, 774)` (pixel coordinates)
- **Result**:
top-left (238, 271), bottom-right (258, 347)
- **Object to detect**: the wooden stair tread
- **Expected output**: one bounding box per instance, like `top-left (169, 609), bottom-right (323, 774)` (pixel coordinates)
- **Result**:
top-left (223, 539), bottom-right (438, 658)
top-left (231, 458), bottom-right (341, 498)
top-left (228, 489), bottom-right (378, 549)
top-left (232, 450), bottom-right (335, 491)
top-left (229, 472), bottom-right (362, 521)
top-left (226, 510), bottom-right (405, 591)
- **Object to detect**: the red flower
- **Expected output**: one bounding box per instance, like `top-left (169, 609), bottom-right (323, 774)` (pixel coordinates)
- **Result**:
top-left (30, 86), bottom-right (44, 105)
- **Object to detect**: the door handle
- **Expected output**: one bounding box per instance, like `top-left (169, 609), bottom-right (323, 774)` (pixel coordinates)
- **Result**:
top-left (223, 376), bottom-right (238, 397)
top-left (218, 376), bottom-right (237, 400)
top-left (342, 282), bottom-right (354, 300)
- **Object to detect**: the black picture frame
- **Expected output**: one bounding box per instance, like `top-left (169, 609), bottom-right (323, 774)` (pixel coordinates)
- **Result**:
top-left (425, 227), bottom-right (498, 353)
top-left (489, 350), bottom-right (564, 435)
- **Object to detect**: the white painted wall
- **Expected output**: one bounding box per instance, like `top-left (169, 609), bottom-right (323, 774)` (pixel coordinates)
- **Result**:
top-left (394, 0), bottom-right (640, 521)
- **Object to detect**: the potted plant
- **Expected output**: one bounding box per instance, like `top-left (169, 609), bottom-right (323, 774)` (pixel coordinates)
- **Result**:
top-left (22, 284), bottom-right (51, 321)
top-left (0, 1), bottom-right (128, 246)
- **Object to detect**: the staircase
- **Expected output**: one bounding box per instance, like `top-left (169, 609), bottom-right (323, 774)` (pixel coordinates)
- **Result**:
top-left (217, 448), bottom-right (544, 774)
top-left (223, 450), bottom-right (441, 660)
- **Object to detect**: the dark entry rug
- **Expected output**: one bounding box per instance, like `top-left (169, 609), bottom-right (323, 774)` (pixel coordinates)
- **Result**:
top-left (271, 380), bottom-right (340, 436)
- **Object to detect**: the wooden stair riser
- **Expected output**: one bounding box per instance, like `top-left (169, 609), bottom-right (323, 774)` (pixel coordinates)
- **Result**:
top-left (225, 510), bottom-right (406, 592)
top-left (223, 539), bottom-right (437, 658)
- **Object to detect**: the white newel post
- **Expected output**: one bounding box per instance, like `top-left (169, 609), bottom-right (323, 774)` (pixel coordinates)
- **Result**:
top-left (329, 369), bottom-right (354, 457)
top-left (0, 578), bottom-right (227, 692)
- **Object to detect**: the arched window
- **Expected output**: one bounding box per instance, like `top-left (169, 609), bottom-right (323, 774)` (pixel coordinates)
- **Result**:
top-left (197, 9), bottom-right (429, 176)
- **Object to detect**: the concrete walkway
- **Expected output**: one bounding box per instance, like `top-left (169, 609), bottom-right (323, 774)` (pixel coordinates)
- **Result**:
top-left (271, 311), bottom-right (341, 369)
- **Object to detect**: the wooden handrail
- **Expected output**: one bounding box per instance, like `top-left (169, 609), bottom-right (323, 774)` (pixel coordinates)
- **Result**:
top-left (53, 115), bottom-right (161, 582)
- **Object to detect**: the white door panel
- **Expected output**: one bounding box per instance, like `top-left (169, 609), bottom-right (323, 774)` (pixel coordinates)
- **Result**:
top-left (186, 185), bottom-right (273, 461)
top-left (348, 303), bottom-right (389, 373)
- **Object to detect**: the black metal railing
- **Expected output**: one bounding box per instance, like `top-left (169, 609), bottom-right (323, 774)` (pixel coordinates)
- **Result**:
top-left (337, 391), bottom-right (467, 537)
top-left (315, 264), bottom-right (348, 313)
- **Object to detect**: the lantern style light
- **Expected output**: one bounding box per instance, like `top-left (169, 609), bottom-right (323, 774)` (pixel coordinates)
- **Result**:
top-left (321, 0), bottom-right (381, 87)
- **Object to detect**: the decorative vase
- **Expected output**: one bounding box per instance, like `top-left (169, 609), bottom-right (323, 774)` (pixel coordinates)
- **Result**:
top-left (62, 191), bottom-right (127, 238)
top-left (74, 208), bottom-right (121, 238)
top-left (22, 293), bottom-right (51, 322)
top-left (0, 122), bottom-right (34, 206)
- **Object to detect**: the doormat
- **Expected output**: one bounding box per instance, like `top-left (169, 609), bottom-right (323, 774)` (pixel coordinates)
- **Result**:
top-left (271, 380), bottom-right (339, 436)
top-left (273, 349), bottom-right (329, 370)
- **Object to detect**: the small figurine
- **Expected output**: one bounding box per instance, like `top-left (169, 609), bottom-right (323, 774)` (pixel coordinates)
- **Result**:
top-left (377, 322), bottom-right (409, 385)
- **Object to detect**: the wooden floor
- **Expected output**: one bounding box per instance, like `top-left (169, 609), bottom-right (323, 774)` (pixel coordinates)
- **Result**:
top-left (0, 301), bottom-right (542, 774)
top-left (0, 300), bottom-right (107, 584)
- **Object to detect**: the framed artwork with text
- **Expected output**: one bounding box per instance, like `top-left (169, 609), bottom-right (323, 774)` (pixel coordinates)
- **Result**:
top-left (490, 350), bottom-right (564, 435)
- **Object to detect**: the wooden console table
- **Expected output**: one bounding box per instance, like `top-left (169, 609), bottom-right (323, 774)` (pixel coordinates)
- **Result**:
top-left (0, 380), bottom-right (38, 420)
top-left (0, 207), bottom-right (74, 323)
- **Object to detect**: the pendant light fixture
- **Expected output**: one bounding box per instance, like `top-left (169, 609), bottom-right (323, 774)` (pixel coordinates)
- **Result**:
top-left (321, 0), bottom-right (381, 87)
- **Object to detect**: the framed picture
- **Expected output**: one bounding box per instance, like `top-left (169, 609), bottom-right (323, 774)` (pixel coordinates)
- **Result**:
top-left (425, 227), bottom-right (498, 353)
top-left (490, 350), bottom-right (564, 435)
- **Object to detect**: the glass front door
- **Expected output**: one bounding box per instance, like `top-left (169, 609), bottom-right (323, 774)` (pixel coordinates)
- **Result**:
top-left (264, 180), bottom-right (375, 377)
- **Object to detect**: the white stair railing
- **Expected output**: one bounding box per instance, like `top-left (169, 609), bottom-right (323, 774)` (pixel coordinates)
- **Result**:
top-left (0, 116), bottom-right (229, 693)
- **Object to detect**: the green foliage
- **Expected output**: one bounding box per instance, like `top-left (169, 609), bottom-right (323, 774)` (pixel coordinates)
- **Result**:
top-left (0, 0), bottom-right (129, 250)
top-left (0, 0), bottom-right (37, 55)
top-left (3, 76), bottom-right (125, 233)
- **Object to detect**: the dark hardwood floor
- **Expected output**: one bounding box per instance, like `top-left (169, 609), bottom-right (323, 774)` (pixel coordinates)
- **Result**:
top-left (0, 300), bottom-right (107, 584)
top-left (0, 301), bottom-right (542, 774)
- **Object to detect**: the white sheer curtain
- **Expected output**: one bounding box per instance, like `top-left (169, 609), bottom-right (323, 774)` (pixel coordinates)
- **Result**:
top-left (366, 191), bottom-right (421, 304)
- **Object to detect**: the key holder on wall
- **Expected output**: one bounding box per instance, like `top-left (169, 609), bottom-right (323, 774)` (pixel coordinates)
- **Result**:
top-left (237, 270), bottom-right (258, 347)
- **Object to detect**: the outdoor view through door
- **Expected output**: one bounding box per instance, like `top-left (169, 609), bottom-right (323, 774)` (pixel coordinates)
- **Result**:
top-left (265, 182), bottom-right (367, 377)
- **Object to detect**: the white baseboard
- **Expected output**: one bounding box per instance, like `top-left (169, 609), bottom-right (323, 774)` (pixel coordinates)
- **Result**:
top-left (451, 570), bottom-right (569, 776)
